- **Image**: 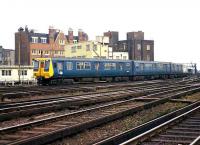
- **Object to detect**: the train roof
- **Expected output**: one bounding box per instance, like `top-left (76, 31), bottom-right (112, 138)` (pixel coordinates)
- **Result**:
top-left (37, 57), bottom-right (132, 62)
top-left (34, 57), bottom-right (183, 65)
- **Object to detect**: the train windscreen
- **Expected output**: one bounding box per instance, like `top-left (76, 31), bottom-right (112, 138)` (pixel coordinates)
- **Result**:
top-left (44, 60), bottom-right (50, 71)
top-left (33, 60), bottom-right (39, 71)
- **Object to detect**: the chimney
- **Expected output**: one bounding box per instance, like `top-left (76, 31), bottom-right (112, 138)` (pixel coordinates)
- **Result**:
top-left (49, 26), bottom-right (56, 44)
top-left (78, 29), bottom-right (83, 42)
top-left (68, 28), bottom-right (73, 44)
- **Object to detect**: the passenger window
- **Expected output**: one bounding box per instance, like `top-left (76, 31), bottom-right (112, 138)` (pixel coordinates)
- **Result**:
top-left (66, 62), bottom-right (73, 70)
top-left (84, 62), bottom-right (91, 70)
top-left (76, 62), bottom-right (84, 70)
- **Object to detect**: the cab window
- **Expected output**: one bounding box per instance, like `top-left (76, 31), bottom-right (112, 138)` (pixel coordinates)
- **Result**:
top-left (44, 60), bottom-right (50, 71)
top-left (33, 60), bottom-right (39, 71)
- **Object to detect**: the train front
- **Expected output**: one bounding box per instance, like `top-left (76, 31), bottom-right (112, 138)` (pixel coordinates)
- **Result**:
top-left (33, 58), bottom-right (54, 84)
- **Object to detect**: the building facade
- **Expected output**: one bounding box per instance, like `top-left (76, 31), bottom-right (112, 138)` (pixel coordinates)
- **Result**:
top-left (0, 46), bottom-right (15, 65)
top-left (104, 31), bottom-right (119, 46)
top-left (104, 31), bottom-right (154, 61)
top-left (65, 40), bottom-right (109, 59)
top-left (15, 26), bottom-right (88, 65)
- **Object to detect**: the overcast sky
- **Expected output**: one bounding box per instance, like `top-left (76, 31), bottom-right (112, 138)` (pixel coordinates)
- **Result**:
top-left (0, 0), bottom-right (199, 68)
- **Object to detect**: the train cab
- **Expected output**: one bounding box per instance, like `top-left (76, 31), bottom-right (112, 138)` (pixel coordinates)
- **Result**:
top-left (33, 58), bottom-right (54, 83)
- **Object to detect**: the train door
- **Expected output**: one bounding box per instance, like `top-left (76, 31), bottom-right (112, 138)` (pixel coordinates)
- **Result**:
top-left (56, 61), bottom-right (64, 76)
top-left (94, 62), bottom-right (100, 76)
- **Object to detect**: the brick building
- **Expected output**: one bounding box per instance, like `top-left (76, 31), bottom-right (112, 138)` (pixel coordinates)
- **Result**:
top-left (0, 46), bottom-right (15, 65)
top-left (15, 26), bottom-right (88, 65)
top-left (103, 31), bottom-right (119, 46)
top-left (104, 31), bottom-right (154, 61)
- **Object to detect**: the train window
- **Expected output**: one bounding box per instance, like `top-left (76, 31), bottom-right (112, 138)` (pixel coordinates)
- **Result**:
top-left (44, 60), bottom-right (50, 71)
top-left (111, 63), bottom-right (116, 70)
top-left (40, 61), bottom-right (44, 68)
top-left (76, 62), bottom-right (84, 70)
top-left (135, 64), bottom-right (139, 69)
top-left (140, 63), bottom-right (145, 71)
top-left (104, 63), bottom-right (110, 70)
top-left (126, 63), bottom-right (130, 67)
top-left (145, 63), bottom-right (152, 68)
top-left (66, 62), bottom-right (73, 70)
top-left (53, 63), bottom-right (57, 68)
top-left (57, 62), bottom-right (63, 70)
top-left (104, 63), bottom-right (116, 70)
top-left (33, 60), bottom-right (39, 71)
top-left (84, 62), bottom-right (91, 70)
top-left (153, 63), bottom-right (157, 69)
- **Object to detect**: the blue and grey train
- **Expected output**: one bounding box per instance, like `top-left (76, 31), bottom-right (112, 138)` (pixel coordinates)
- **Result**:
top-left (33, 58), bottom-right (185, 84)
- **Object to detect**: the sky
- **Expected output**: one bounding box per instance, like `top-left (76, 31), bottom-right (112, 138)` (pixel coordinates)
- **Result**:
top-left (0, 0), bottom-right (200, 68)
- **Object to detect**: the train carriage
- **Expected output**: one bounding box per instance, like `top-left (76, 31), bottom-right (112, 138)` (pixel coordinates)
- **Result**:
top-left (33, 57), bottom-right (186, 85)
top-left (33, 58), bottom-right (133, 84)
top-left (133, 61), bottom-right (171, 76)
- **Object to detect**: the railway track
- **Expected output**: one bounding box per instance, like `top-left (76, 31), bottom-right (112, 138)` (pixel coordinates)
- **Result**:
top-left (102, 101), bottom-right (200, 145)
top-left (0, 82), bottom-right (196, 122)
top-left (0, 80), bottom-right (167, 102)
top-left (0, 77), bottom-right (198, 102)
top-left (0, 84), bottom-right (200, 145)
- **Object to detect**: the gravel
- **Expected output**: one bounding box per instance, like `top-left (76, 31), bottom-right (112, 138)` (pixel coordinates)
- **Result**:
top-left (49, 102), bottom-right (187, 145)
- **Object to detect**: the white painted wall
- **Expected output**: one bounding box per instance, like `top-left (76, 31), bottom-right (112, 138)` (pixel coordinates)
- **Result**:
top-left (0, 66), bottom-right (35, 84)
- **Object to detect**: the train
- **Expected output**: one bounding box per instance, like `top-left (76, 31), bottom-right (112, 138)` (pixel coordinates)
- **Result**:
top-left (33, 57), bottom-right (188, 85)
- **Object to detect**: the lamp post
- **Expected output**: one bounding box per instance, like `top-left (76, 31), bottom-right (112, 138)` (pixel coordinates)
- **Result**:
top-left (18, 27), bottom-right (24, 84)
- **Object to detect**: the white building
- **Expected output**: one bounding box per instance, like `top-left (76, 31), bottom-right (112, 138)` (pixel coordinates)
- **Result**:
top-left (108, 47), bottom-right (129, 60)
top-left (0, 65), bottom-right (36, 85)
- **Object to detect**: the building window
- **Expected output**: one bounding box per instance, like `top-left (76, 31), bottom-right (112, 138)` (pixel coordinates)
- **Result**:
top-left (18, 70), bottom-right (27, 76)
top-left (116, 56), bottom-right (120, 59)
top-left (44, 51), bottom-right (49, 55)
top-left (146, 54), bottom-right (150, 61)
top-left (93, 45), bottom-right (97, 51)
top-left (86, 44), bottom-right (90, 51)
top-left (73, 40), bottom-right (77, 44)
top-left (137, 44), bottom-right (141, 50)
top-left (38, 50), bottom-right (40, 54)
top-left (41, 37), bottom-right (47, 43)
top-left (2, 70), bottom-right (11, 76)
top-left (60, 51), bottom-right (64, 55)
top-left (55, 51), bottom-right (58, 54)
top-left (32, 49), bottom-right (36, 54)
top-left (123, 56), bottom-right (127, 60)
top-left (32, 37), bottom-right (38, 43)
top-left (77, 46), bottom-right (82, 49)
top-left (66, 62), bottom-right (73, 70)
top-left (147, 45), bottom-right (151, 50)
top-left (71, 46), bottom-right (76, 53)
top-left (59, 40), bottom-right (65, 45)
